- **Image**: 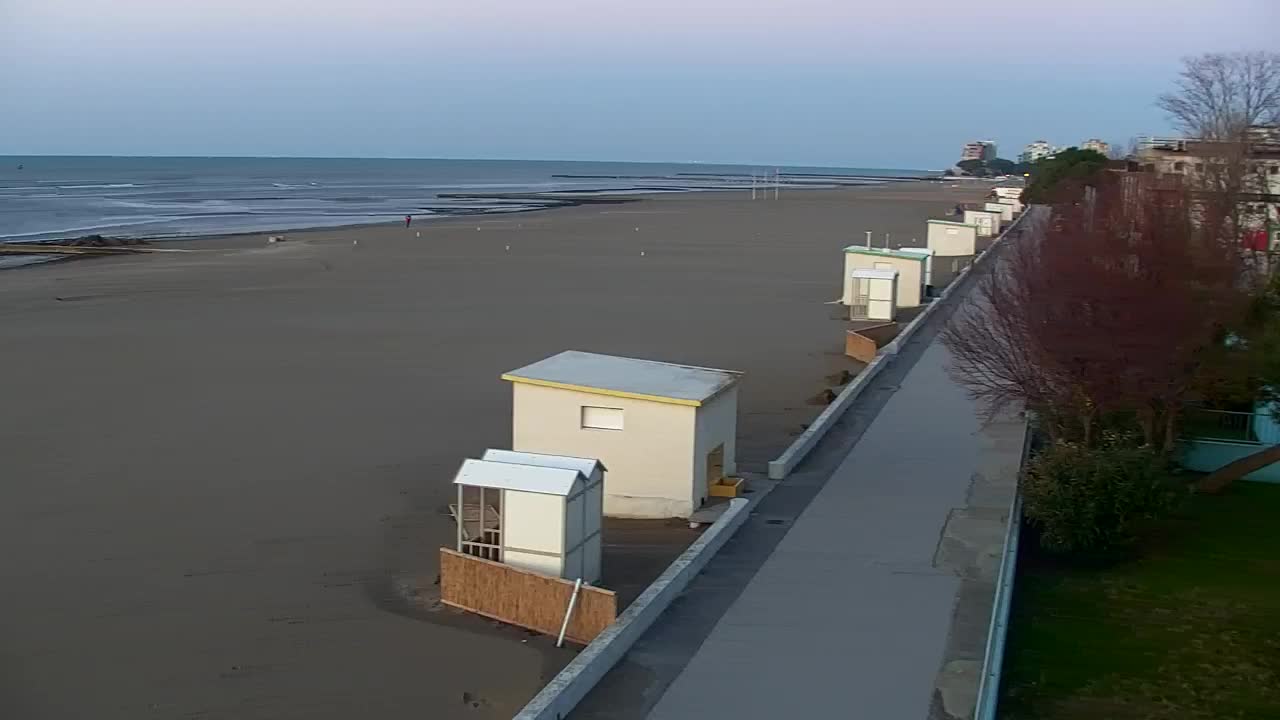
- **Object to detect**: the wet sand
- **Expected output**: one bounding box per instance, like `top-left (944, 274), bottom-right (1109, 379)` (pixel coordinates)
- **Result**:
top-left (0, 182), bottom-right (989, 719)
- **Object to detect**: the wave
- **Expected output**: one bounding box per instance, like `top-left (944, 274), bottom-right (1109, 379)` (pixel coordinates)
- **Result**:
top-left (0, 216), bottom-right (199, 241)
top-left (49, 183), bottom-right (142, 190)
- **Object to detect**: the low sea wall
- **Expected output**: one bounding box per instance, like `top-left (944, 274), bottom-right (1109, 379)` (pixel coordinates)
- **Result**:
top-left (513, 498), bottom-right (751, 720)
top-left (769, 208), bottom-right (1031, 480)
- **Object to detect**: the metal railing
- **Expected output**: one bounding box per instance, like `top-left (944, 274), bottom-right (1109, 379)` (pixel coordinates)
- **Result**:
top-left (1182, 407), bottom-right (1280, 445)
top-left (973, 417), bottom-right (1034, 720)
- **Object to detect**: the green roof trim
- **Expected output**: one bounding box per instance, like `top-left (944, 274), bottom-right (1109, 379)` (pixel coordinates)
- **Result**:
top-left (841, 246), bottom-right (928, 262)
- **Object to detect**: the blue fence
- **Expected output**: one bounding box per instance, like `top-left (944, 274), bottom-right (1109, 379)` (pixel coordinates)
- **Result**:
top-left (1181, 406), bottom-right (1280, 484)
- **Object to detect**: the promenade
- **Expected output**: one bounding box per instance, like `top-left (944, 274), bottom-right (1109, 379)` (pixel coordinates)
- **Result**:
top-left (572, 225), bottom-right (1028, 720)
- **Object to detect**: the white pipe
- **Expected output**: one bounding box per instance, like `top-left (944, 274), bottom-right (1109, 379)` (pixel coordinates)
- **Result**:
top-left (556, 578), bottom-right (583, 648)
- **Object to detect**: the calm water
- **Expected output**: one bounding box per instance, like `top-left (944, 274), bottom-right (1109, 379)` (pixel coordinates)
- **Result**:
top-left (0, 157), bottom-right (928, 268)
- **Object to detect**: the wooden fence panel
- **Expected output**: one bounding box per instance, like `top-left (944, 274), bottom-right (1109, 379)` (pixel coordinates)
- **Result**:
top-left (439, 548), bottom-right (616, 645)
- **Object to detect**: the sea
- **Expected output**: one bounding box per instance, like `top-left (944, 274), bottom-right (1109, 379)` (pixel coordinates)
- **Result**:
top-left (0, 156), bottom-right (929, 268)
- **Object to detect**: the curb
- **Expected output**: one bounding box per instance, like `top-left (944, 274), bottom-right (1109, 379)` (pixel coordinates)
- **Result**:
top-left (767, 209), bottom-right (1031, 481)
top-left (514, 497), bottom-right (752, 720)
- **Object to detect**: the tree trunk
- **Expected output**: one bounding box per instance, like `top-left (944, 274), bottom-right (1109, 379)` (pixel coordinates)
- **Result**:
top-left (1162, 411), bottom-right (1178, 455)
top-left (1138, 408), bottom-right (1155, 447)
top-left (1197, 443), bottom-right (1280, 493)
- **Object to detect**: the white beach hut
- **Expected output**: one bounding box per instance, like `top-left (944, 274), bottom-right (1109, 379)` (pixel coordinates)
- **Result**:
top-left (984, 202), bottom-right (1014, 223)
top-left (897, 247), bottom-right (935, 292)
top-left (997, 196), bottom-right (1024, 214)
top-left (503, 351), bottom-right (742, 519)
top-left (452, 452), bottom-right (605, 583)
top-left (992, 186), bottom-right (1023, 200)
top-left (964, 209), bottom-right (1001, 237)
top-left (842, 246), bottom-right (926, 308)
top-left (927, 219), bottom-right (980, 256)
top-left (848, 268), bottom-right (898, 321)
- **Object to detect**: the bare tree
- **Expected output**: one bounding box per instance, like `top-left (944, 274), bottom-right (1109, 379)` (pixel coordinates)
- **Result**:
top-left (1154, 52), bottom-right (1280, 256)
top-left (1157, 52), bottom-right (1280, 141)
top-left (944, 174), bottom-right (1243, 450)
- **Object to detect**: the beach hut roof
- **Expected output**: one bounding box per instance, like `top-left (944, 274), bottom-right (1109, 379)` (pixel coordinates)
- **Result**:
top-left (851, 268), bottom-right (899, 280)
top-left (928, 219), bottom-right (980, 228)
top-left (452, 458), bottom-right (584, 496)
top-left (481, 449), bottom-right (607, 476)
top-left (502, 350), bottom-right (740, 407)
top-left (841, 246), bottom-right (927, 262)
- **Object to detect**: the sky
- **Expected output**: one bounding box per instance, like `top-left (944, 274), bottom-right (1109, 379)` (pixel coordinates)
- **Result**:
top-left (1, 0), bottom-right (1277, 169)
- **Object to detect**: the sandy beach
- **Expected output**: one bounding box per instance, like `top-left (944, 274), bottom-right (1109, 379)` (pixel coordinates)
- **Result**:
top-left (0, 182), bottom-right (989, 719)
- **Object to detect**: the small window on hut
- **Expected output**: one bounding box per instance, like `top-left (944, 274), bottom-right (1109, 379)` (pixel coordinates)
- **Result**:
top-left (581, 406), bottom-right (624, 431)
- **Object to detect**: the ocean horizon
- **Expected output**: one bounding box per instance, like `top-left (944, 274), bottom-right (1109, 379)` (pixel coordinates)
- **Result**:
top-left (0, 156), bottom-right (931, 244)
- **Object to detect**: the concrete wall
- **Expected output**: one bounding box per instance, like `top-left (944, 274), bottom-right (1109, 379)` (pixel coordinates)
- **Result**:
top-left (1179, 439), bottom-right (1280, 483)
top-left (514, 498), bottom-right (750, 720)
top-left (928, 221), bottom-right (979, 256)
top-left (844, 251), bottom-right (925, 308)
top-left (512, 383), bottom-right (699, 518)
top-left (694, 387), bottom-right (739, 495)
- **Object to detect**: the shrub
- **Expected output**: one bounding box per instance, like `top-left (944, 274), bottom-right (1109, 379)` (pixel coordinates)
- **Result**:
top-left (1022, 442), bottom-right (1184, 555)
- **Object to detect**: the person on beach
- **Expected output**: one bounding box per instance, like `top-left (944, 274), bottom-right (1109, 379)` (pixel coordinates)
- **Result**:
top-left (405, 214), bottom-right (412, 228)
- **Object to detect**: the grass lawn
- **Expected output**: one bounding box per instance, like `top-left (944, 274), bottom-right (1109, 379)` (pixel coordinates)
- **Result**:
top-left (999, 481), bottom-right (1280, 720)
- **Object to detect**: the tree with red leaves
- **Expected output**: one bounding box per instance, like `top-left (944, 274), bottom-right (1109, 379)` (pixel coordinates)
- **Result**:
top-left (943, 172), bottom-right (1244, 452)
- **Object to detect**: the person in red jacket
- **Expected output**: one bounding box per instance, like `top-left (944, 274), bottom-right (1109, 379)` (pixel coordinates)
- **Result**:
top-left (405, 214), bottom-right (412, 228)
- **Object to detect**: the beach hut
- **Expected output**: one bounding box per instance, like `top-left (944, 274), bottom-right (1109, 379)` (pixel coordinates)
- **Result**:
top-left (964, 209), bottom-right (1001, 237)
top-left (848, 269), bottom-right (897, 321)
top-left (842, 246), bottom-right (926, 308)
top-left (984, 202), bottom-right (1014, 223)
top-left (927, 219), bottom-right (980, 256)
top-left (897, 247), bottom-right (935, 293)
top-left (997, 197), bottom-right (1023, 214)
top-left (502, 351), bottom-right (742, 519)
top-left (992, 186), bottom-right (1023, 200)
top-left (452, 452), bottom-right (604, 583)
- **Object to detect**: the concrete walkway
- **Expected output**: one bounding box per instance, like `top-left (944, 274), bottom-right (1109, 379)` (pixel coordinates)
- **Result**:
top-left (570, 235), bottom-right (1030, 720)
top-left (646, 334), bottom-right (1002, 719)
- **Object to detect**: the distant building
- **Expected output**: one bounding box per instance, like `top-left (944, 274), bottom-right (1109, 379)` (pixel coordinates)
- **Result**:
top-left (961, 140), bottom-right (997, 162)
top-left (1132, 127), bottom-right (1280, 249)
top-left (1081, 138), bottom-right (1111, 156)
top-left (1019, 140), bottom-right (1054, 164)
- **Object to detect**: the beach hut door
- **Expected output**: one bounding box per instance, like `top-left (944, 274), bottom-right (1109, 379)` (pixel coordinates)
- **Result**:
top-left (850, 278), bottom-right (871, 319)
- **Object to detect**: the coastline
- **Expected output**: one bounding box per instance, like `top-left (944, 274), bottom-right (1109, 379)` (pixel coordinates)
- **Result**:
top-left (0, 181), bottom-right (991, 719)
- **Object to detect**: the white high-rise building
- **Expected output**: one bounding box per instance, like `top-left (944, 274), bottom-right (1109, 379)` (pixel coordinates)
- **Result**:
top-left (1081, 138), bottom-right (1111, 156)
top-left (1019, 140), bottom-right (1054, 164)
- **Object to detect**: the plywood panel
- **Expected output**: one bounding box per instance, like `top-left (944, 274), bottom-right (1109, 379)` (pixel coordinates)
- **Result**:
top-left (439, 548), bottom-right (616, 645)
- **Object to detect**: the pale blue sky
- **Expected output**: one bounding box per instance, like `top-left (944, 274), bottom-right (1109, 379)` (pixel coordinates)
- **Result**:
top-left (2, 0), bottom-right (1275, 168)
